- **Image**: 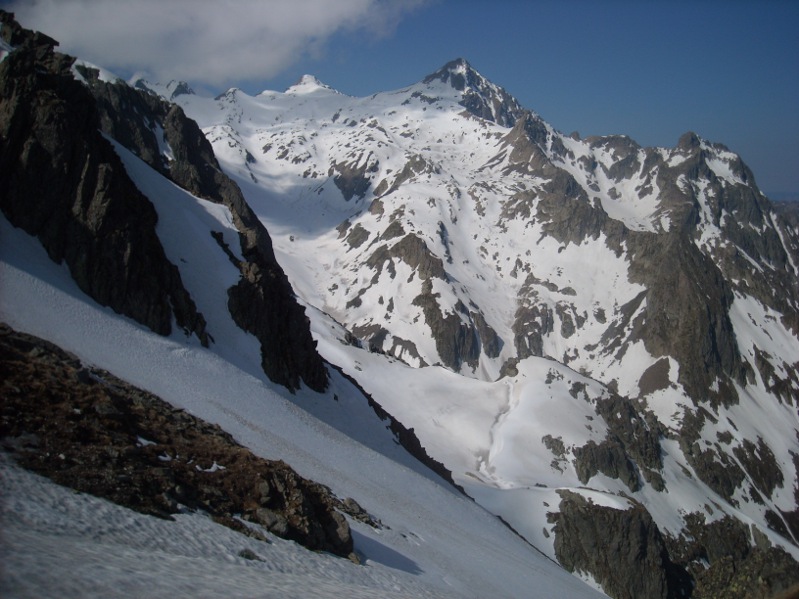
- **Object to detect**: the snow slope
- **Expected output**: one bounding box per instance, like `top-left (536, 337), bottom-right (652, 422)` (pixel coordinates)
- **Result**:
top-left (0, 149), bottom-right (605, 597)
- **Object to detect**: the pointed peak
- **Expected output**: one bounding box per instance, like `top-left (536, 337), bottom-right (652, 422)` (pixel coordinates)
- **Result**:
top-left (422, 58), bottom-right (525, 128)
top-left (214, 87), bottom-right (241, 102)
top-left (677, 131), bottom-right (703, 152)
top-left (286, 74), bottom-right (337, 95)
top-left (422, 58), bottom-right (482, 91)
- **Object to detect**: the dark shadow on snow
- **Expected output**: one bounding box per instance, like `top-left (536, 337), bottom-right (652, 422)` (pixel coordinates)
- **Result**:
top-left (352, 530), bottom-right (423, 575)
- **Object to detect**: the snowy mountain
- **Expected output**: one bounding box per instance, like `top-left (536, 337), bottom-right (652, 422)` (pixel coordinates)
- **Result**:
top-left (142, 57), bottom-right (799, 596)
top-left (0, 14), bottom-right (605, 598)
top-left (1, 11), bottom-right (798, 598)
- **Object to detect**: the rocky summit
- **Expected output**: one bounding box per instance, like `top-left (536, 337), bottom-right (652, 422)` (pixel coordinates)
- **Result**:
top-left (1, 10), bottom-right (798, 599)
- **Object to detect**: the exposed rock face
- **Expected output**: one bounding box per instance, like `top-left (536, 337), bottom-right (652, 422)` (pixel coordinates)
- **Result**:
top-left (0, 323), bottom-right (355, 558)
top-left (0, 11), bottom-right (208, 345)
top-left (0, 11), bottom-right (327, 392)
top-left (573, 438), bottom-right (640, 492)
top-left (666, 514), bottom-right (799, 599)
top-left (228, 265), bottom-right (327, 392)
top-left (549, 491), bottom-right (690, 599)
top-left (552, 493), bottom-right (799, 599)
top-left (626, 229), bottom-right (746, 407)
top-left (329, 154), bottom-right (378, 201)
top-left (88, 70), bottom-right (327, 393)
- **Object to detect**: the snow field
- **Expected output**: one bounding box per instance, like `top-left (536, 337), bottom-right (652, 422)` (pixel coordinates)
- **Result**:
top-left (0, 205), bottom-right (605, 598)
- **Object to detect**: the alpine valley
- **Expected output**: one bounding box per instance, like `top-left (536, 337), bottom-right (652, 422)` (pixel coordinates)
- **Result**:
top-left (1, 11), bottom-right (798, 599)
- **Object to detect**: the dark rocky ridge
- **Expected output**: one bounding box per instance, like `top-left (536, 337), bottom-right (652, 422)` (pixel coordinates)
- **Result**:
top-left (0, 11), bottom-right (327, 392)
top-left (0, 323), bottom-right (360, 558)
top-left (500, 119), bottom-right (758, 408)
top-left (0, 11), bottom-right (208, 345)
top-left (490, 105), bottom-right (799, 595)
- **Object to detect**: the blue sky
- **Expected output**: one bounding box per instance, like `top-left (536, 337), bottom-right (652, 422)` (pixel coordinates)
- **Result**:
top-left (8, 0), bottom-right (798, 196)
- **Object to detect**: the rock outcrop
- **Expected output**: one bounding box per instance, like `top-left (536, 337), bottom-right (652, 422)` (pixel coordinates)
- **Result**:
top-left (81, 63), bottom-right (327, 393)
top-left (549, 491), bottom-right (690, 599)
top-left (551, 491), bottom-right (799, 599)
top-left (0, 11), bottom-right (327, 392)
top-left (0, 11), bottom-right (208, 345)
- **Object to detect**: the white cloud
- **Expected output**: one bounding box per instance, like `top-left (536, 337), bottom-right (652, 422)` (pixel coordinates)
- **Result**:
top-left (7, 0), bottom-right (428, 87)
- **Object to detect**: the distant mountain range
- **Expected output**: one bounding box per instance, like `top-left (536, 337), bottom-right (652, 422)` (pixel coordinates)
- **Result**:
top-left (1, 11), bottom-right (798, 599)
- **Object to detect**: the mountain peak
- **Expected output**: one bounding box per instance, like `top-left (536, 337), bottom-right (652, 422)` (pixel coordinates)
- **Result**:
top-left (677, 131), bottom-right (702, 151)
top-left (422, 57), bottom-right (480, 91)
top-left (286, 74), bottom-right (337, 95)
top-left (422, 58), bottom-right (525, 127)
top-left (165, 79), bottom-right (194, 99)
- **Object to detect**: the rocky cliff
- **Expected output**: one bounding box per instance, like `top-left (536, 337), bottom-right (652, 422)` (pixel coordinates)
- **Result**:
top-left (0, 12), bottom-right (208, 345)
top-left (0, 11), bottom-right (326, 392)
top-left (80, 66), bottom-right (327, 392)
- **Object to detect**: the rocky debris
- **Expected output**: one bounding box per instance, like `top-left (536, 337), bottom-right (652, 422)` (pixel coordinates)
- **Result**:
top-left (0, 10), bottom-right (208, 346)
top-left (0, 323), bottom-right (358, 559)
top-left (692, 551), bottom-right (799, 599)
